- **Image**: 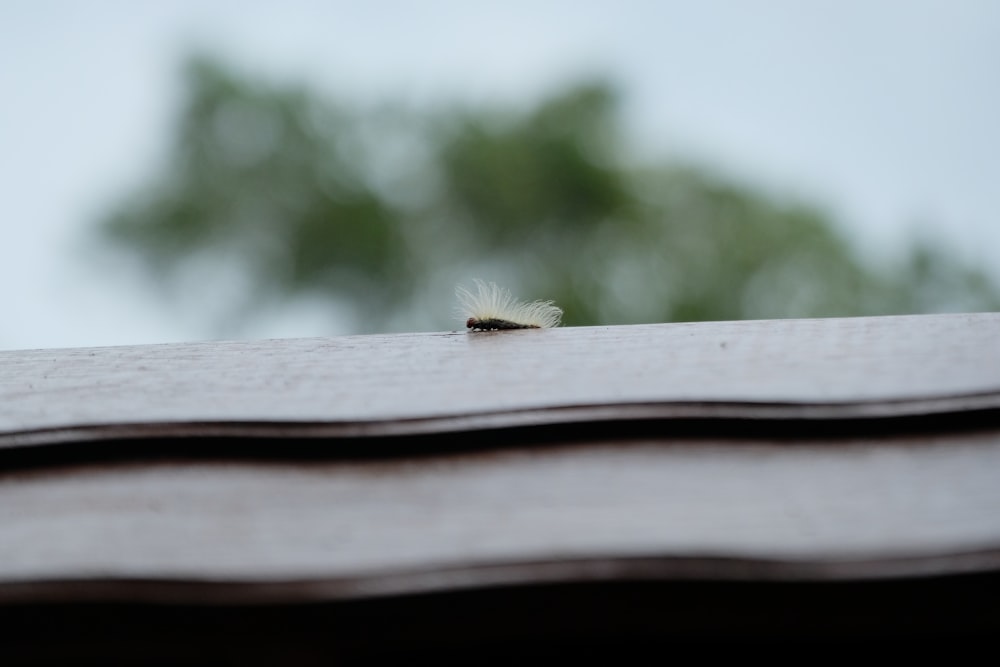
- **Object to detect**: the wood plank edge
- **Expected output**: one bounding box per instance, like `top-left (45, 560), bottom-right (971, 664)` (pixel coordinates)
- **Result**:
top-left (3, 392), bottom-right (1000, 450)
top-left (2, 549), bottom-right (999, 605)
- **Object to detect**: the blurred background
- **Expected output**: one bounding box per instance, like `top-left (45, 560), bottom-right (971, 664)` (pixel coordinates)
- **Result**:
top-left (3, 0), bottom-right (999, 350)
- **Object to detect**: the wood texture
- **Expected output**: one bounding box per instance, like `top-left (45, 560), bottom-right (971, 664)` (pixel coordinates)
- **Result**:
top-left (2, 313), bottom-right (1000, 654)
top-left (1, 432), bottom-right (999, 602)
top-left (2, 312), bottom-right (998, 447)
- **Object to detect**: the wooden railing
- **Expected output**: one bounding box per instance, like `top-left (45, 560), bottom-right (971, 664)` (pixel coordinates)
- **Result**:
top-left (1, 312), bottom-right (998, 659)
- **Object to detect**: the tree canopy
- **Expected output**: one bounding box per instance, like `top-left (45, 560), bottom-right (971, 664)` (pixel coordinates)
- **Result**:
top-left (98, 56), bottom-right (1000, 334)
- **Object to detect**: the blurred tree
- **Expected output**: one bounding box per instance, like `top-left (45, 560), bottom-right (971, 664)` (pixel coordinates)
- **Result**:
top-left (98, 56), bottom-right (1000, 334)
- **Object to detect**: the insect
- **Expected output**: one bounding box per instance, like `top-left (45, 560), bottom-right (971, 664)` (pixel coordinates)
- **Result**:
top-left (456, 279), bottom-right (563, 331)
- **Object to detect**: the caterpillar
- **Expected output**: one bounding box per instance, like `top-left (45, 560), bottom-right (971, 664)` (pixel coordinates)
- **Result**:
top-left (456, 280), bottom-right (563, 331)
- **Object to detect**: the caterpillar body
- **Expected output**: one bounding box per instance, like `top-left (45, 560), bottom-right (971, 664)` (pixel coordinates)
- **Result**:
top-left (456, 280), bottom-right (563, 331)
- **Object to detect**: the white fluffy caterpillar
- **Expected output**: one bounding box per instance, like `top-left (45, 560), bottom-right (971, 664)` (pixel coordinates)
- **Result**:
top-left (456, 280), bottom-right (563, 331)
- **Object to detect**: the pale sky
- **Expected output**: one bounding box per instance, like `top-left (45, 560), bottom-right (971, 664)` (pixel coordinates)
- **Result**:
top-left (2, 0), bottom-right (998, 350)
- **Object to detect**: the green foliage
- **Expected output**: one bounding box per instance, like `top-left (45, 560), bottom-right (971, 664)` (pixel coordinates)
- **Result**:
top-left (98, 56), bottom-right (1000, 333)
top-left (440, 83), bottom-right (630, 244)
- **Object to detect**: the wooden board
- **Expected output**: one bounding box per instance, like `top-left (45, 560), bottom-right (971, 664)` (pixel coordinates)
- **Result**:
top-left (1, 432), bottom-right (1000, 603)
top-left (2, 312), bottom-right (998, 447)
top-left (2, 313), bottom-right (1000, 654)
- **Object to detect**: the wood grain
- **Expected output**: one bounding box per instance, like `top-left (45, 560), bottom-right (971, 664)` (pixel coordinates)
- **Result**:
top-left (2, 313), bottom-right (998, 447)
top-left (2, 314), bottom-right (1000, 652)
top-left (1, 430), bottom-right (999, 601)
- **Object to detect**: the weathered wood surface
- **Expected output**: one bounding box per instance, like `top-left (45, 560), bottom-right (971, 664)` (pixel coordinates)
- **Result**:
top-left (1, 313), bottom-right (1000, 653)
top-left (1, 432), bottom-right (999, 603)
top-left (2, 312), bottom-right (998, 447)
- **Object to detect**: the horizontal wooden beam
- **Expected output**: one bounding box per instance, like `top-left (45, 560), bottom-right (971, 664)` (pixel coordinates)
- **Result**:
top-left (2, 313), bottom-right (999, 651)
top-left (2, 313), bottom-right (998, 447)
